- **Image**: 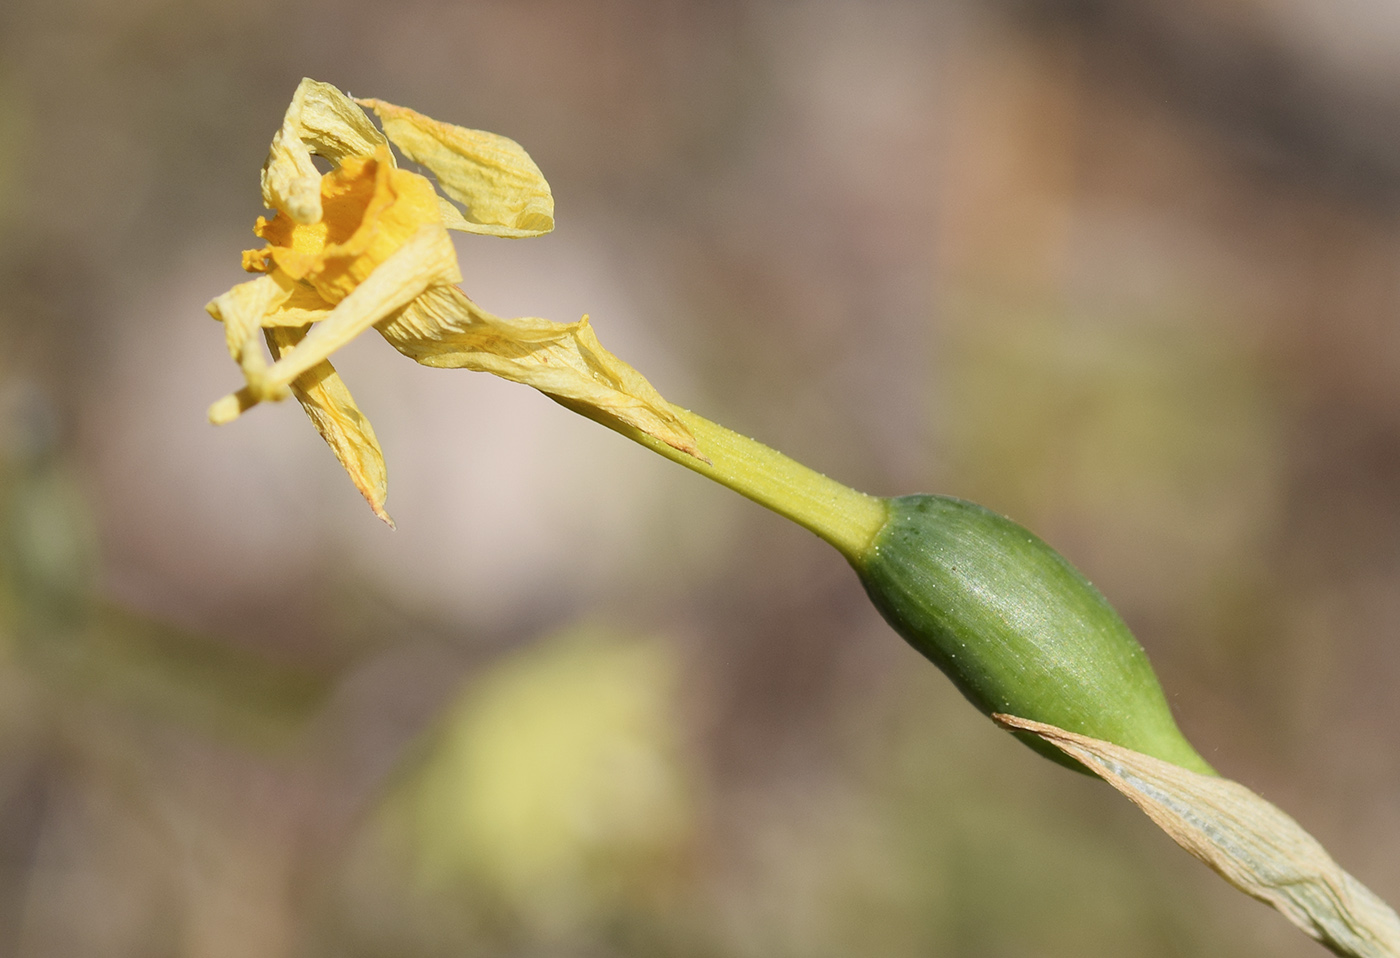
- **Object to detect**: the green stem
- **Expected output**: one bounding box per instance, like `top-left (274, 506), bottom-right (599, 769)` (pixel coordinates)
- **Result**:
top-left (553, 399), bottom-right (888, 563)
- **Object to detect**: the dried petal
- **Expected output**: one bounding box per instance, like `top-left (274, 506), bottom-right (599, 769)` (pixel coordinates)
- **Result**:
top-left (261, 78), bottom-right (389, 224)
top-left (376, 286), bottom-right (696, 456)
top-left (259, 282), bottom-right (335, 327)
top-left (205, 274), bottom-right (294, 384)
top-left (358, 98), bottom-right (554, 238)
top-left (265, 325), bottom-right (392, 526)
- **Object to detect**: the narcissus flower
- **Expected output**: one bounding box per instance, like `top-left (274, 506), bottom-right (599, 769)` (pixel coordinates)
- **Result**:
top-left (207, 78), bottom-right (695, 524)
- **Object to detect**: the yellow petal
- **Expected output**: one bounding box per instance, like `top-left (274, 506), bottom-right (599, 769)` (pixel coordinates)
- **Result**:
top-left (205, 273), bottom-right (295, 383)
top-left (205, 277), bottom-right (334, 425)
top-left (262, 78), bottom-right (390, 224)
top-left (265, 325), bottom-right (393, 526)
top-left (262, 119), bottom-right (321, 227)
top-left (357, 98), bottom-right (554, 238)
top-left (375, 286), bottom-right (697, 456)
top-left (208, 387), bottom-right (259, 426)
top-left (260, 222), bottom-right (461, 396)
top-left (434, 195), bottom-right (477, 233)
top-left (260, 281), bottom-right (335, 327)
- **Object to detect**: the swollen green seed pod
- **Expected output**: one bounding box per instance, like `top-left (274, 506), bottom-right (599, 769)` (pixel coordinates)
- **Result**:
top-left (854, 495), bottom-right (1213, 775)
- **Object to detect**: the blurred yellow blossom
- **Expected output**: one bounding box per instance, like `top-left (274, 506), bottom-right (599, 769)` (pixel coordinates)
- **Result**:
top-left (383, 627), bottom-right (694, 934)
top-left (207, 78), bottom-right (696, 524)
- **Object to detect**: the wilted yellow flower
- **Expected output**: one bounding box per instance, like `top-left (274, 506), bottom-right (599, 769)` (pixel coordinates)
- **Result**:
top-left (207, 78), bottom-right (695, 524)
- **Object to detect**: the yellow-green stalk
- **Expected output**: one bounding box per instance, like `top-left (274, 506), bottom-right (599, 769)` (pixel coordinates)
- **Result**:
top-left (558, 398), bottom-right (1211, 776)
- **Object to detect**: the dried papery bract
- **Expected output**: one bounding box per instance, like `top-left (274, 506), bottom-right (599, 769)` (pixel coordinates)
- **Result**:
top-left (996, 714), bottom-right (1400, 958)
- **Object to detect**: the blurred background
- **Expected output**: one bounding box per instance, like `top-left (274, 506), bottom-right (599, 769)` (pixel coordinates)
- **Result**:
top-left (0, 0), bottom-right (1398, 954)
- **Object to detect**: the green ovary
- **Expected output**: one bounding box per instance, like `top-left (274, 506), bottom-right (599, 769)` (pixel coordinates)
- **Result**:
top-left (854, 494), bottom-right (1213, 776)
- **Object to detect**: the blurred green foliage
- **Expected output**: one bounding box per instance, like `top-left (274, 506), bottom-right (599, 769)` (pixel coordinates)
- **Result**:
top-left (0, 388), bottom-right (334, 749)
